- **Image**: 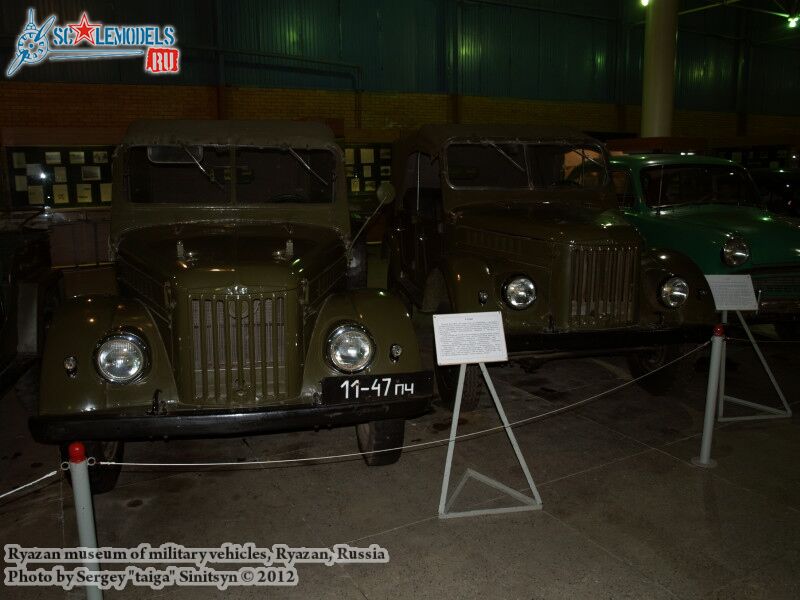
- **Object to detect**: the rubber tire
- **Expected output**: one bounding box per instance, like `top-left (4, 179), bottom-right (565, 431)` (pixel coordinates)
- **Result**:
top-left (435, 360), bottom-right (482, 412)
top-left (60, 441), bottom-right (124, 495)
top-left (356, 419), bottom-right (404, 466)
top-left (627, 344), bottom-right (693, 397)
top-left (774, 322), bottom-right (800, 341)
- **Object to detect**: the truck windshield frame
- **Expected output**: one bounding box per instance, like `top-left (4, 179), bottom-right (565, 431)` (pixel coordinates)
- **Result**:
top-left (443, 140), bottom-right (609, 191)
top-left (126, 145), bottom-right (337, 205)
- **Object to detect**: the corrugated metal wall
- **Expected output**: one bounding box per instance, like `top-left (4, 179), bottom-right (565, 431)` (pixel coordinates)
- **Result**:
top-left (1, 0), bottom-right (798, 115)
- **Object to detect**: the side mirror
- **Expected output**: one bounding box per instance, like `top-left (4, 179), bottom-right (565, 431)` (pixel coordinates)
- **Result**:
top-left (376, 181), bottom-right (396, 205)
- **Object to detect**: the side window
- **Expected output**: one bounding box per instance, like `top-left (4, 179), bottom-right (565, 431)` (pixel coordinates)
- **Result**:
top-left (611, 170), bottom-right (635, 209)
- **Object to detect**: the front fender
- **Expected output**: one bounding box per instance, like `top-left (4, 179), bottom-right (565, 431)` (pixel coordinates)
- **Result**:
top-left (301, 289), bottom-right (422, 400)
top-left (640, 249), bottom-right (716, 326)
top-left (40, 296), bottom-right (178, 416)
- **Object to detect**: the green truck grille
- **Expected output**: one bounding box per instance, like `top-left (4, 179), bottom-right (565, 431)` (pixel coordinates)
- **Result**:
top-left (750, 272), bottom-right (800, 299)
top-left (568, 244), bottom-right (639, 329)
top-left (189, 292), bottom-right (288, 403)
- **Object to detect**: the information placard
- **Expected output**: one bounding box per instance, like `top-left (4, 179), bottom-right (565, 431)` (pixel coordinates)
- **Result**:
top-left (433, 311), bottom-right (508, 366)
top-left (705, 275), bottom-right (758, 311)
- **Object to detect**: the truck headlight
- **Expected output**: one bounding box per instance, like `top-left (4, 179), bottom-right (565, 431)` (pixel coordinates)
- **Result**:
top-left (660, 277), bottom-right (689, 308)
top-left (327, 323), bottom-right (374, 373)
top-left (94, 330), bottom-right (149, 384)
top-left (721, 237), bottom-right (749, 266)
top-left (503, 276), bottom-right (536, 309)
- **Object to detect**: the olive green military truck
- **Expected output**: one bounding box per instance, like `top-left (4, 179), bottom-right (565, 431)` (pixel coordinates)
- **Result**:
top-left (387, 125), bottom-right (717, 410)
top-left (30, 120), bottom-right (432, 492)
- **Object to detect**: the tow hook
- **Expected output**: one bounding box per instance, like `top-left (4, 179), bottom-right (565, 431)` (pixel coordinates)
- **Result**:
top-left (147, 389), bottom-right (167, 416)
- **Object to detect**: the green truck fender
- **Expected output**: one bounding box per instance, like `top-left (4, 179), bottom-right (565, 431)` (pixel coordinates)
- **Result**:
top-left (39, 296), bottom-right (178, 415)
top-left (300, 289), bottom-right (423, 400)
top-left (640, 248), bottom-right (717, 326)
top-left (422, 255), bottom-right (493, 313)
top-left (423, 255), bottom-right (550, 317)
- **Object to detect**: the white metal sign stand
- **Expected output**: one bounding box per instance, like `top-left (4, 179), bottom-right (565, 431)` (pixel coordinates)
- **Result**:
top-left (433, 312), bottom-right (542, 519)
top-left (715, 310), bottom-right (791, 422)
top-left (693, 276), bottom-right (791, 469)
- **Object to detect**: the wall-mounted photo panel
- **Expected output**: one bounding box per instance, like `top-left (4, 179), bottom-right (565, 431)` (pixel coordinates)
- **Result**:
top-left (53, 184), bottom-right (70, 205)
top-left (82, 166), bottom-right (102, 181)
top-left (360, 148), bottom-right (374, 164)
top-left (28, 185), bottom-right (44, 205)
top-left (93, 151), bottom-right (109, 164)
top-left (54, 166), bottom-right (67, 183)
top-left (14, 175), bottom-right (27, 192)
top-left (45, 151), bottom-right (62, 165)
top-left (69, 151), bottom-right (85, 164)
top-left (100, 183), bottom-right (113, 203)
top-left (76, 183), bottom-right (93, 203)
top-left (12, 152), bottom-right (26, 169)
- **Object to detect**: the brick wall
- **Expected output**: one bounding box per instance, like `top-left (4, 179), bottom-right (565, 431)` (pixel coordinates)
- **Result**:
top-left (1, 81), bottom-right (798, 144)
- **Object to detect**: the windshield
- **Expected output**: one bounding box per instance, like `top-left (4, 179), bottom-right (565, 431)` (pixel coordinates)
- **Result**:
top-left (127, 146), bottom-right (336, 204)
top-left (640, 165), bottom-right (760, 208)
top-left (445, 141), bottom-right (607, 189)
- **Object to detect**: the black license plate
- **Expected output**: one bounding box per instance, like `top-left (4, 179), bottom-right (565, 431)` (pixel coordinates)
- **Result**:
top-left (322, 372), bottom-right (433, 403)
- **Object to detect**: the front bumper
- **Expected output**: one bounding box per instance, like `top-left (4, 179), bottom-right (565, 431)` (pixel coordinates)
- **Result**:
top-left (30, 375), bottom-right (433, 444)
top-left (506, 325), bottom-right (711, 359)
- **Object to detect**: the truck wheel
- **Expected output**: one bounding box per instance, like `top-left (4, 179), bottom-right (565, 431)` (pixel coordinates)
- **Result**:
top-left (435, 362), bottom-right (482, 412)
top-left (627, 344), bottom-right (693, 397)
top-left (356, 419), bottom-right (404, 466)
top-left (59, 441), bottom-right (124, 495)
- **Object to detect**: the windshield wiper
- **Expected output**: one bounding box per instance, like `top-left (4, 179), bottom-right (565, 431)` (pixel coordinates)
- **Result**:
top-left (482, 140), bottom-right (526, 173)
top-left (285, 146), bottom-right (329, 187)
top-left (182, 145), bottom-right (224, 189)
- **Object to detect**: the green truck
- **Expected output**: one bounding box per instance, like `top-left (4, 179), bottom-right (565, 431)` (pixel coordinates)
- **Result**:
top-left (610, 154), bottom-right (800, 338)
top-left (386, 125), bottom-right (717, 410)
top-left (29, 120), bottom-right (433, 492)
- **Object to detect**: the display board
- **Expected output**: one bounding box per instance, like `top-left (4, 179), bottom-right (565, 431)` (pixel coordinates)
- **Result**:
top-left (433, 312), bottom-right (508, 366)
top-left (705, 275), bottom-right (759, 312)
top-left (6, 146), bottom-right (115, 208)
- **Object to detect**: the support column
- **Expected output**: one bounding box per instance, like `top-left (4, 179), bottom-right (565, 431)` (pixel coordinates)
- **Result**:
top-left (640, 0), bottom-right (679, 137)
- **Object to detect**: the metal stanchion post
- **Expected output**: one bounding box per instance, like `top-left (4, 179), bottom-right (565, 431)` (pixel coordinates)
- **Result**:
top-left (68, 442), bottom-right (103, 600)
top-left (692, 325), bottom-right (725, 469)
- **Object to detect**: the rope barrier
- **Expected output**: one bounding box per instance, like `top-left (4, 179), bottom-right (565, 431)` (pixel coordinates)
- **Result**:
top-left (98, 341), bottom-right (711, 469)
top-left (0, 470), bottom-right (59, 502)
top-left (0, 341), bottom-right (711, 501)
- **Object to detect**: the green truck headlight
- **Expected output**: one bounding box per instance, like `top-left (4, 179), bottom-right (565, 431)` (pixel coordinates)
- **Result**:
top-left (326, 323), bottom-right (374, 373)
top-left (94, 331), bottom-right (149, 384)
top-left (660, 277), bottom-right (689, 308)
top-left (721, 237), bottom-right (750, 267)
top-left (503, 276), bottom-right (536, 309)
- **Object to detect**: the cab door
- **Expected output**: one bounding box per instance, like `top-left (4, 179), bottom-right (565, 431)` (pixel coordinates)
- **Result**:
top-left (396, 153), bottom-right (442, 294)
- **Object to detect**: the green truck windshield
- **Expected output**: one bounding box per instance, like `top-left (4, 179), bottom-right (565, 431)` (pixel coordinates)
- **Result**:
top-left (446, 142), bottom-right (607, 189)
top-left (640, 165), bottom-right (760, 208)
top-left (128, 146), bottom-right (336, 204)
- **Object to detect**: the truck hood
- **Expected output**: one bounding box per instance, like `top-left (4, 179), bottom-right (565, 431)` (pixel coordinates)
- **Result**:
top-left (454, 202), bottom-right (641, 246)
top-left (117, 222), bottom-right (345, 291)
top-left (656, 205), bottom-right (800, 267)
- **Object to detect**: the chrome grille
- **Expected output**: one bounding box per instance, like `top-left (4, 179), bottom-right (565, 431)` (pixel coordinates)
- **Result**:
top-left (189, 293), bottom-right (286, 403)
top-left (568, 245), bottom-right (639, 328)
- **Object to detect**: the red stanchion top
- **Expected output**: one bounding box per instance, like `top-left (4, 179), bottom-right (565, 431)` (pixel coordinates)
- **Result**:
top-left (68, 442), bottom-right (86, 463)
top-left (713, 324), bottom-right (725, 337)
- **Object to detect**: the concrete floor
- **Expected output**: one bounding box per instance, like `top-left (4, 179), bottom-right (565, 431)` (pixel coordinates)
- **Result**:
top-left (2, 295), bottom-right (800, 598)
